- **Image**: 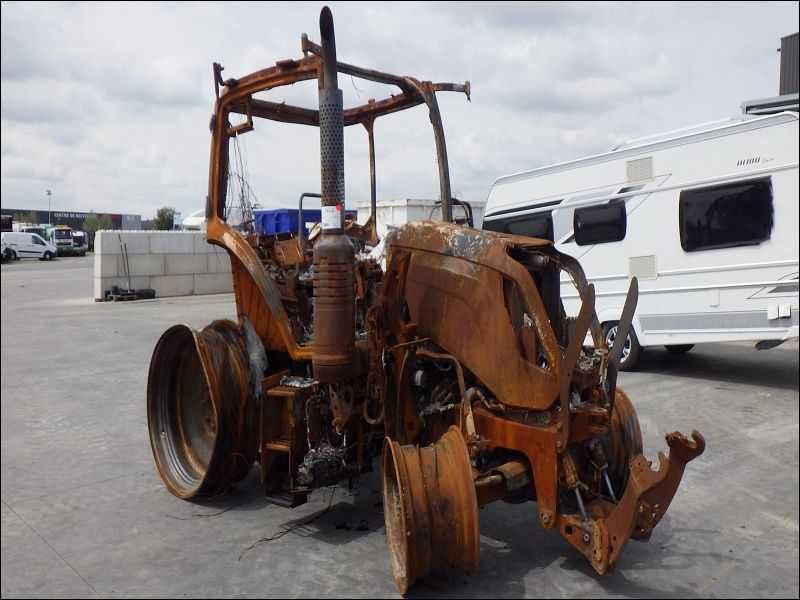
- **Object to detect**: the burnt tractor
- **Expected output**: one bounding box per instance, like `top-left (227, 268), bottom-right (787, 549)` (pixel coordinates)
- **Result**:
top-left (147, 7), bottom-right (705, 594)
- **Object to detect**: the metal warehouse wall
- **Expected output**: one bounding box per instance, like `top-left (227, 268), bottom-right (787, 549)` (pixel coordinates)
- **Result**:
top-left (1, 208), bottom-right (141, 231)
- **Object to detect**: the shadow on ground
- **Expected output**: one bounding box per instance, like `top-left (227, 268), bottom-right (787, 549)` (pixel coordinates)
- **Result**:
top-left (175, 466), bottom-right (720, 599)
top-left (633, 344), bottom-right (798, 391)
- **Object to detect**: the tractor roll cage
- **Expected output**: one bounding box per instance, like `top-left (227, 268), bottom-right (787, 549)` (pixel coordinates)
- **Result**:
top-left (207, 31), bottom-right (471, 227)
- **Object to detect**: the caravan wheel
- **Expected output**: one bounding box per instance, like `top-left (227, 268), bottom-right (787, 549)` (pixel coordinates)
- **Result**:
top-left (604, 321), bottom-right (642, 371)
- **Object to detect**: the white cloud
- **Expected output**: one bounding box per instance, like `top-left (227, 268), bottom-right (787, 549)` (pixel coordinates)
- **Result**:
top-left (1, 1), bottom-right (797, 219)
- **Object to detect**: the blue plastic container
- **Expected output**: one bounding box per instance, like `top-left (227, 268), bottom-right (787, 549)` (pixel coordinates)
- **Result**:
top-left (253, 208), bottom-right (358, 237)
top-left (254, 209), bottom-right (321, 236)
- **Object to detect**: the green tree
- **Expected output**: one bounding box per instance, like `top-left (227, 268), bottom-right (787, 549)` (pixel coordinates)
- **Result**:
top-left (82, 213), bottom-right (112, 234)
top-left (82, 212), bottom-right (114, 251)
top-left (98, 214), bottom-right (113, 230)
top-left (83, 213), bottom-right (100, 235)
top-left (154, 207), bottom-right (175, 230)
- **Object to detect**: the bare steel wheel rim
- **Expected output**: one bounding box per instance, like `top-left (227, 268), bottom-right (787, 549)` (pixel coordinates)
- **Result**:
top-left (147, 321), bottom-right (258, 500)
top-left (606, 325), bottom-right (631, 363)
top-left (382, 438), bottom-right (413, 594)
top-left (603, 388), bottom-right (643, 496)
top-left (381, 427), bottom-right (480, 594)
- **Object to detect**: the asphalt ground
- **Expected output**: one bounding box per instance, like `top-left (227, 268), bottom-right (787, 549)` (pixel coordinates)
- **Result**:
top-left (2, 255), bottom-right (798, 598)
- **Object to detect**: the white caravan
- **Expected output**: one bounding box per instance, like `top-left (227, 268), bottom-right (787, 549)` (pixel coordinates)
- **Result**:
top-left (484, 111), bottom-right (799, 369)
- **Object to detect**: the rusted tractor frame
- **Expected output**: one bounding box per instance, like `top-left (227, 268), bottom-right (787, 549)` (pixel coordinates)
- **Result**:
top-left (147, 6), bottom-right (704, 594)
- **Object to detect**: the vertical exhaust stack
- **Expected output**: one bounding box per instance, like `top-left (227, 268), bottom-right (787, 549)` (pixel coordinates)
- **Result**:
top-left (312, 6), bottom-right (356, 384)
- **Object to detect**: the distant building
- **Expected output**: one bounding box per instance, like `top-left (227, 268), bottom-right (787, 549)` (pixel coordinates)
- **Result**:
top-left (2, 208), bottom-right (142, 231)
top-left (121, 214), bottom-right (142, 230)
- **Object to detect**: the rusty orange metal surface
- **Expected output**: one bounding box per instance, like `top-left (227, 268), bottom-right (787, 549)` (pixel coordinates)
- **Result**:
top-left (384, 223), bottom-right (563, 412)
top-left (146, 6), bottom-right (705, 595)
top-left (383, 427), bottom-right (479, 594)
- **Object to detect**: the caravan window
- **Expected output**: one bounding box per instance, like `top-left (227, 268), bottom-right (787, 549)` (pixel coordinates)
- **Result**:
top-left (573, 200), bottom-right (627, 246)
top-left (558, 187), bottom-right (624, 244)
top-left (484, 212), bottom-right (554, 241)
top-left (679, 177), bottom-right (773, 252)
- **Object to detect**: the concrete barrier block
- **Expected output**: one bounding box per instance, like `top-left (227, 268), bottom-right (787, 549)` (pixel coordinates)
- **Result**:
top-left (95, 276), bottom-right (152, 300)
top-left (194, 233), bottom-right (213, 254)
top-left (210, 246), bottom-right (228, 259)
top-left (150, 275), bottom-right (195, 297)
top-left (93, 277), bottom-right (104, 300)
top-left (92, 229), bottom-right (237, 299)
top-left (118, 232), bottom-right (151, 255)
top-left (166, 254), bottom-right (207, 275)
top-left (94, 231), bottom-right (121, 255)
top-left (94, 253), bottom-right (119, 278)
top-left (194, 273), bottom-right (233, 295)
top-left (126, 254), bottom-right (165, 276)
top-left (128, 275), bottom-right (152, 290)
top-left (150, 232), bottom-right (195, 254)
top-left (207, 252), bottom-right (232, 273)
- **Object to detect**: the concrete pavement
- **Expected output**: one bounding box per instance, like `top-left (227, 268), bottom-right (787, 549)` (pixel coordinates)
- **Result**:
top-left (2, 256), bottom-right (798, 598)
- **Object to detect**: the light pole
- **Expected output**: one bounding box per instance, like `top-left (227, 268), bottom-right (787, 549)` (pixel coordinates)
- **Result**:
top-left (46, 189), bottom-right (52, 226)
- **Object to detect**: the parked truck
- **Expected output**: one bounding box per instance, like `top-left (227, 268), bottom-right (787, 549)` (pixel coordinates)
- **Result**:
top-left (70, 230), bottom-right (88, 256)
top-left (46, 225), bottom-right (86, 256)
top-left (45, 225), bottom-right (74, 256)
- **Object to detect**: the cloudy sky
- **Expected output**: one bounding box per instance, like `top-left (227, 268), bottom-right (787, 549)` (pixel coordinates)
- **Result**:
top-left (1, 1), bottom-right (797, 220)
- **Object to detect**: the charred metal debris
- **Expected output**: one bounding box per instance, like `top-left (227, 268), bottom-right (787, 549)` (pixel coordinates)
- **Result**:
top-left (147, 6), bottom-right (705, 594)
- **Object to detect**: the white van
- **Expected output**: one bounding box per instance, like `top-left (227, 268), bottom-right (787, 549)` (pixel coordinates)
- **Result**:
top-left (484, 111), bottom-right (799, 370)
top-left (1, 232), bottom-right (58, 261)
